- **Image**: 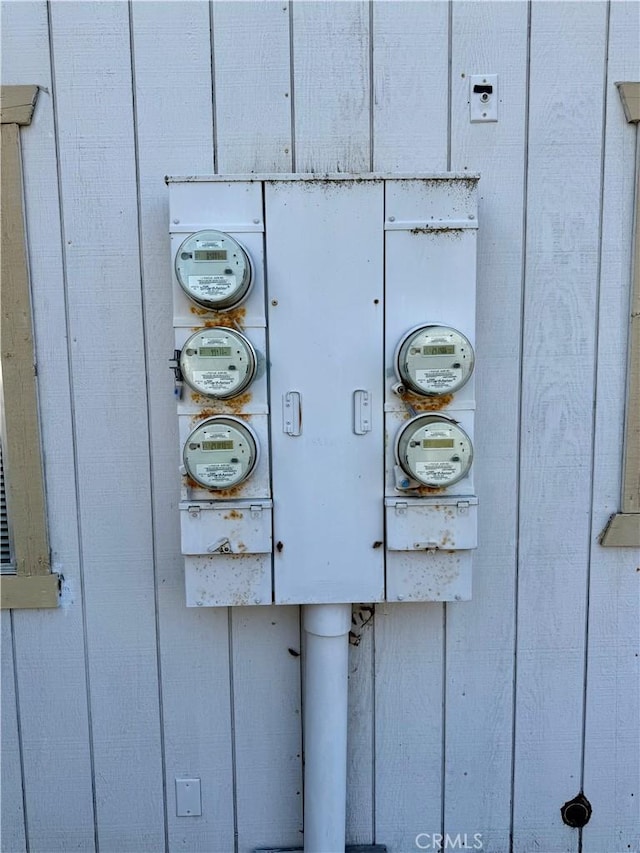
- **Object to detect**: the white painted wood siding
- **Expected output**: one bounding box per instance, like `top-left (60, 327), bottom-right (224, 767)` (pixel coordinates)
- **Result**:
top-left (1, 2), bottom-right (637, 852)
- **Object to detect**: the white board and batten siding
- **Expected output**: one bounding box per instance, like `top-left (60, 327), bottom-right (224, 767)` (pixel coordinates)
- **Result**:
top-left (1, 3), bottom-right (638, 853)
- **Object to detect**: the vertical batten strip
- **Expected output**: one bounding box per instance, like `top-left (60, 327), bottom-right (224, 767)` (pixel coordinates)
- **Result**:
top-left (446, 3), bottom-right (530, 849)
top-left (372, 0), bottom-right (449, 173)
top-left (0, 613), bottom-right (26, 852)
top-left (372, 4), bottom-right (449, 849)
top-left (1, 0), bottom-right (97, 847)
top-left (129, 2), bottom-right (236, 851)
top-left (579, 0), bottom-right (611, 817)
top-left (292, 0), bottom-right (370, 173)
top-left (513, 3), bottom-right (608, 850)
top-left (210, 1), bottom-right (218, 174)
top-left (213, 1), bottom-right (293, 174)
top-left (582, 2), bottom-right (640, 850)
top-left (511, 2), bottom-right (533, 847)
top-left (210, 5), bottom-right (301, 850)
top-left (127, 3), bottom-right (169, 849)
top-left (47, 2), bottom-right (164, 848)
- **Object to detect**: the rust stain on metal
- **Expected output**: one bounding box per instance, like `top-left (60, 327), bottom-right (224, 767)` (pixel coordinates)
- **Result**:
top-left (403, 390), bottom-right (453, 412)
top-left (415, 484), bottom-right (446, 496)
top-left (223, 509), bottom-right (243, 520)
top-left (190, 391), bottom-right (253, 417)
top-left (190, 305), bottom-right (247, 328)
top-left (208, 483), bottom-right (246, 499)
top-left (440, 530), bottom-right (454, 548)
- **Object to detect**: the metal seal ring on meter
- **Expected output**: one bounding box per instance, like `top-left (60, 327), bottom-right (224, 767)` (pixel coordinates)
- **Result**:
top-left (396, 325), bottom-right (474, 396)
top-left (395, 414), bottom-right (473, 488)
top-left (183, 416), bottom-right (259, 490)
top-left (175, 230), bottom-right (253, 310)
top-left (180, 328), bottom-right (257, 399)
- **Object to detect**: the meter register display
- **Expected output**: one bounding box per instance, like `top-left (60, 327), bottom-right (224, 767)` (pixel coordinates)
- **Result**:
top-left (396, 325), bottom-right (474, 396)
top-left (180, 328), bottom-right (257, 398)
top-left (175, 229), bottom-right (252, 310)
top-left (183, 416), bottom-right (259, 490)
top-left (396, 414), bottom-right (473, 487)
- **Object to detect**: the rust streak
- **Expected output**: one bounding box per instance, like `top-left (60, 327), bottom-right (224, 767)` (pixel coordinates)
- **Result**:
top-left (402, 391), bottom-right (453, 412)
top-left (190, 391), bottom-right (253, 417)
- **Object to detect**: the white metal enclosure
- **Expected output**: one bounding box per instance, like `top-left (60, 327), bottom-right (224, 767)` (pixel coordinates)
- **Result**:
top-left (171, 175), bottom-right (478, 607)
top-left (1, 2), bottom-right (638, 853)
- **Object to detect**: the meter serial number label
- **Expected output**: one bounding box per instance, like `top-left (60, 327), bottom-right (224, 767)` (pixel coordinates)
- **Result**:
top-left (195, 240), bottom-right (224, 249)
top-left (188, 274), bottom-right (237, 297)
top-left (193, 370), bottom-right (241, 392)
top-left (415, 461), bottom-right (461, 482)
top-left (196, 462), bottom-right (242, 484)
top-left (415, 368), bottom-right (462, 390)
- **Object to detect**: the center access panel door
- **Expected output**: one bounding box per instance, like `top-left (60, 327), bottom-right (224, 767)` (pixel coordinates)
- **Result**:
top-left (265, 180), bottom-right (384, 604)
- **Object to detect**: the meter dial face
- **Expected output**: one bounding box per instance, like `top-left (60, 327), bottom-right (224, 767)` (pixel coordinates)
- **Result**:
top-left (175, 230), bottom-right (252, 310)
top-left (180, 328), bottom-right (257, 399)
top-left (183, 417), bottom-right (259, 490)
top-left (396, 414), bottom-right (473, 488)
top-left (396, 325), bottom-right (475, 396)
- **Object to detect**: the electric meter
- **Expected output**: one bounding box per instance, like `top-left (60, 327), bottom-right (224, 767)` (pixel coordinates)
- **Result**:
top-left (395, 414), bottom-right (473, 488)
top-left (180, 327), bottom-right (257, 398)
top-left (175, 230), bottom-right (252, 310)
top-left (396, 325), bottom-right (474, 396)
top-left (183, 416), bottom-right (259, 490)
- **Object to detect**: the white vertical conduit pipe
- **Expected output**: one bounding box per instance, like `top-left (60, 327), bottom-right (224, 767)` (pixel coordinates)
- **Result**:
top-left (302, 603), bottom-right (352, 853)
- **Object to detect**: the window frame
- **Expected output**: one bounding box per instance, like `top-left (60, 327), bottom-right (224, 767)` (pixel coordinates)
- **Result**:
top-left (0, 86), bottom-right (59, 607)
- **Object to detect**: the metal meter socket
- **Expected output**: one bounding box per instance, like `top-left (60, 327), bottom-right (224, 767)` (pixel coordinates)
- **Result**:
top-left (396, 325), bottom-right (474, 396)
top-left (183, 416), bottom-right (259, 490)
top-left (396, 414), bottom-right (473, 488)
top-left (180, 328), bottom-right (257, 399)
top-left (175, 230), bottom-right (252, 310)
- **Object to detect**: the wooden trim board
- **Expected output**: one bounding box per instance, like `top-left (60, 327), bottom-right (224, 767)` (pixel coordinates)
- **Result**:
top-left (616, 81), bottom-right (640, 123)
top-left (1, 95), bottom-right (59, 606)
top-left (0, 574), bottom-right (60, 609)
top-left (0, 85), bottom-right (38, 125)
top-left (601, 82), bottom-right (640, 546)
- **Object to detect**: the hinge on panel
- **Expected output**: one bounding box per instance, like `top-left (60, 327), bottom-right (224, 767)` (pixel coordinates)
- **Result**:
top-left (457, 501), bottom-right (470, 516)
top-left (187, 505), bottom-right (201, 518)
top-left (394, 501), bottom-right (408, 516)
top-left (250, 505), bottom-right (262, 519)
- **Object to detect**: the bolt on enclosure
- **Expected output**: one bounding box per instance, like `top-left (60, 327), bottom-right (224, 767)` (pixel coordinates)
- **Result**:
top-left (169, 175), bottom-right (479, 606)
